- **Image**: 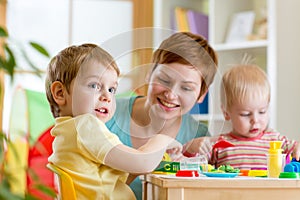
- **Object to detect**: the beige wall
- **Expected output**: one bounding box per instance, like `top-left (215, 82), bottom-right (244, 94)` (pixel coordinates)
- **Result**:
top-left (276, 0), bottom-right (300, 140)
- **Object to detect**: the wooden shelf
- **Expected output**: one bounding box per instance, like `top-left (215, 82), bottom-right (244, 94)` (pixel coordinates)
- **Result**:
top-left (153, 0), bottom-right (275, 133)
top-left (214, 40), bottom-right (268, 51)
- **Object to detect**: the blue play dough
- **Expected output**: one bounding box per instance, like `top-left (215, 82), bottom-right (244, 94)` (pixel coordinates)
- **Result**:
top-left (284, 160), bottom-right (300, 172)
top-left (284, 164), bottom-right (295, 172)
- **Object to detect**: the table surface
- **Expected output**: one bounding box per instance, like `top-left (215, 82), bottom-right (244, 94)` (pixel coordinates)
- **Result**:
top-left (143, 173), bottom-right (300, 200)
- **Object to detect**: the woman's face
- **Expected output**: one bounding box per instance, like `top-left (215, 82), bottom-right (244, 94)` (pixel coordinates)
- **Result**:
top-left (146, 63), bottom-right (202, 120)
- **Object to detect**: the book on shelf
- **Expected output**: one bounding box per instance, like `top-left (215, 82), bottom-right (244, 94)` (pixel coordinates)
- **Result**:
top-left (189, 92), bottom-right (209, 114)
top-left (174, 7), bottom-right (190, 32)
top-left (172, 7), bottom-right (208, 40)
top-left (186, 9), bottom-right (209, 40)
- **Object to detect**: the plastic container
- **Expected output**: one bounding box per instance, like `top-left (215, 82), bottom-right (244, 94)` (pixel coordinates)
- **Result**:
top-left (267, 141), bottom-right (286, 178)
top-left (180, 155), bottom-right (208, 173)
top-left (267, 153), bottom-right (286, 178)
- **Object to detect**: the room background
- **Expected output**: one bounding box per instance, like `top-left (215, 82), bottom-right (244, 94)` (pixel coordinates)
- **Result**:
top-left (1, 0), bottom-right (300, 141)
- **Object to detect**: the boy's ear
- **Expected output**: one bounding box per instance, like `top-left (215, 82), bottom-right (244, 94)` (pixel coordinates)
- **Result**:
top-left (197, 90), bottom-right (208, 103)
top-left (51, 81), bottom-right (67, 106)
top-left (221, 105), bottom-right (231, 121)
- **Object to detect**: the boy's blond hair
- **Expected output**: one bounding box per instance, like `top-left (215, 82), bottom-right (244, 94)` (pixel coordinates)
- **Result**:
top-left (220, 64), bottom-right (270, 111)
top-left (45, 43), bottom-right (120, 118)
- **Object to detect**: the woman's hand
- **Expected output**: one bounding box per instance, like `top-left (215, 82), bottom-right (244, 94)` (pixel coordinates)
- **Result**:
top-left (166, 140), bottom-right (184, 161)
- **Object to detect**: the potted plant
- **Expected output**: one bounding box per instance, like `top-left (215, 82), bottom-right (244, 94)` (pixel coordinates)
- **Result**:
top-left (0, 25), bottom-right (55, 200)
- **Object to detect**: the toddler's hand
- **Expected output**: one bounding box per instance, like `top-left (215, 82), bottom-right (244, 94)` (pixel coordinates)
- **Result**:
top-left (183, 136), bottom-right (218, 156)
top-left (292, 141), bottom-right (300, 161)
top-left (201, 137), bottom-right (215, 155)
top-left (167, 139), bottom-right (183, 153)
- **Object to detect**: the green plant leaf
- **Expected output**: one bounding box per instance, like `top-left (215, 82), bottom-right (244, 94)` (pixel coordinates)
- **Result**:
top-left (0, 56), bottom-right (6, 69)
top-left (4, 44), bottom-right (17, 78)
top-left (0, 25), bottom-right (53, 200)
top-left (20, 48), bottom-right (42, 78)
top-left (0, 180), bottom-right (23, 200)
top-left (29, 42), bottom-right (50, 58)
top-left (34, 184), bottom-right (56, 198)
top-left (0, 26), bottom-right (8, 37)
top-left (0, 46), bottom-right (15, 80)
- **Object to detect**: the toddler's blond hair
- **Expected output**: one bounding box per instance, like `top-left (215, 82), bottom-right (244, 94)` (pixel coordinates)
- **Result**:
top-left (220, 64), bottom-right (270, 111)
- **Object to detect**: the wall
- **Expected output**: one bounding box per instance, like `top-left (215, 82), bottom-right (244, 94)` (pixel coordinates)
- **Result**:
top-left (3, 0), bottom-right (134, 133)
top-left (276, 0), bottom-right (300, 140)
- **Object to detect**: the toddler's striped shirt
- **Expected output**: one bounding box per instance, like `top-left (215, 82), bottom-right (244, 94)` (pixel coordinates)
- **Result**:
top-left (210, 130), bottom-right (296, 169)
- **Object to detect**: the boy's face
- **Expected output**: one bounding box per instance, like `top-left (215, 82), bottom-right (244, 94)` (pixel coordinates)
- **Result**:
top-left (146, 63), bottom-right (203, 120)
top-left (68, 61), bottom-right (118, 123)
top-left (224, 98), bottom-right (269, 138)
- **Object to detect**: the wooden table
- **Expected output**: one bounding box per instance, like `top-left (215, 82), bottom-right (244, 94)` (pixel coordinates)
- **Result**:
top-left (143, 174), bottom-right (300, 200)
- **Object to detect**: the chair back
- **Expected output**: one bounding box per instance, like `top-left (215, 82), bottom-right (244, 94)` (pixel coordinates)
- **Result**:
top-left (47, 163), bottom-right (77, 200)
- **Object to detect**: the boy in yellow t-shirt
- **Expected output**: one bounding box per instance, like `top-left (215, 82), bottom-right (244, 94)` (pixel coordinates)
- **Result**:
top-left (45, 43), bottom-right (179, 199)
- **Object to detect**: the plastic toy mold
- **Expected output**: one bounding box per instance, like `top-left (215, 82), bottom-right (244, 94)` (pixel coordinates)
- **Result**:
top-left (284, 159), bottom-right (300, 173)
top-left (175, 170), bottom-right (199, 177)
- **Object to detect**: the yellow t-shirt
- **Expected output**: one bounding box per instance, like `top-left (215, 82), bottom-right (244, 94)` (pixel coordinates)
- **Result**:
top-left (48, 113), bottom-right (136, 200)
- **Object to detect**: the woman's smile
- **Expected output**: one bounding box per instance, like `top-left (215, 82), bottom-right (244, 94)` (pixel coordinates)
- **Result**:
top-left (156, 97), bottom-right (180, 112)
top-left (157, 97), bottom-right (179, 109)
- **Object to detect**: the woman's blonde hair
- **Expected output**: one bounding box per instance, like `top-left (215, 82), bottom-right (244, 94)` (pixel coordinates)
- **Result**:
top-left (220, 64), bottom-right (270, 111)
top-left (45, 43), bottom-right (119, 118)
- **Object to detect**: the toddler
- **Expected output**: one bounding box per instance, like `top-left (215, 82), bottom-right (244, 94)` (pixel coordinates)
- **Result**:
top-left (209, 64), bottom-right (300, 169)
